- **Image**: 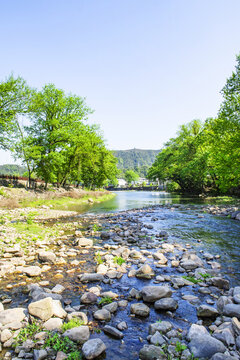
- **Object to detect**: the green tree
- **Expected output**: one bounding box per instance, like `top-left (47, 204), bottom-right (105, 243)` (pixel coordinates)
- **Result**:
top-left (124, 170), bottom-right (139, 185)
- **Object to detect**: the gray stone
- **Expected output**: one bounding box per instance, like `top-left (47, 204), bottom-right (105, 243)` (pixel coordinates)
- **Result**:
top-left (43, 318), bottom-right (63, 331)
top-left (103, 301), bottom-right (118, 313)
top-left (211, 354), bottom-right (237, 360)
top-left (154, 298), bottom-right (178, 311)
top-left (217, 296), bottom-right (232, 313)
top-left (63, 326), bottom-right (89, 344)
top-left (66, 311), bottom-right (88, 325)
top-left (141, 286), bottom-right (172, 302)
top-left (210, 277), bottom-right (230, 290)
top-left (78, 273), bottom-right (104, 283)
top-left (181, 260), bottom-right (200, 270)
top-left (33, 349), bottom-right (48, 360)
top-left (232, 317), bottom-right (240, 336)
top-left (223, 304), bottom-right (240, 319)
top-left (93, 309), bottom-right (111, 321)
top-left (24, 266), bottom-right (42, 277)
top-left (189, 334), bottom-right (226, 358)
top-left (117, 321), bottom-right (127, 331)
top-left (0, 308), bottom-right (26, 325)
top-left (103, 325), bottom-right (123, 339)
top-left (130, 303), bottom-right (150, 317)
top-left (82, 338), bottom-right (106, 359)
top-left (80, 292), bottom-right (98, 304)
top-left (51, 284), bottom-right (65, 294)
top-left (139, 344), bottom-right (165, 360)
top-left (38, 251), bottom-right (56, 264)
top-left (135, 264), bottom-right (155, 279)
top-left (197, 305), bottom-right (219, 318)
top-left (77, 238), bottom-right (93, 247)
top-left (149, 321), bottom-right (172, 335)
top-left (150, 331), bottom-right (166, 346)
top-left (187, 324), bottom-right (209, 341)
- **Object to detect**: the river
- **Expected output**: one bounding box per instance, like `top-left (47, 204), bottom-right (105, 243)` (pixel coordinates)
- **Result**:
top-left (72, 191), bottom-right (240, 285)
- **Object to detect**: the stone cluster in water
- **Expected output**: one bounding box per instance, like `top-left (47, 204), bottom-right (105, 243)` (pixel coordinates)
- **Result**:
top-left (0, 205), bottom-right (240, 360)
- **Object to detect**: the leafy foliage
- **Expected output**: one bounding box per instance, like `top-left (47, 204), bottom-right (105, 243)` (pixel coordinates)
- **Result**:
top-left (148, 55), bottom-right (240, 195)
top-left (61, 317), bottom-right (84, 331)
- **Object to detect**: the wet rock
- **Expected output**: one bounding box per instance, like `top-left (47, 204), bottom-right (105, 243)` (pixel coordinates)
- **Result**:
top-left (28, 297), bottom-right (53, 321)
top-left (213, 328), bottom-right (235, 347)
top-left (135, 264), bottom-right (155, 279)
top-left (139, 344), bottom-right (165, 359)
top-left (159, 231), bottom-right (169, 238)
top-left (149, 321), bottom-right (172, 335)
top-left (187, 324), bottom-right (209, 341)
top-left (96, 264), bottom-right (108, 275)
top-left (189, 334), bottom-right (226, 358)
top-left (209, 277), bottom-right (230, 290)
top-left (211, 354), bottom-right (237, 360)
top-left (0, 308), bottom-right (26, 326)
top-left (130, 303), bottom-right (150, 317)
top-left (152, 252), bottom-right (168, 264)
top-left (82, 338), bottom-right (106, 359)
top-left (55, 352), bottom-right (68, 360)
top-left (24, 266), bottom-right (42, 277)
top-left (103, 301), bottom-right (118, 313)
top-left (141, 286), bottom-right (172, 302)
top-left (80, 292), bottom-right (98, 304)
top-left (232, 317), bottom-right (240, 336)
top-left (51, 284), bottom-right (65, 294)
top-left (217, 296), bottom-right (233, 313)
top-left (63, 326), bottom-right (89, 344)
top-left (117, 321), bottom-right (127, 331)
top-left (100, 232), bottom-right (111, 239)
top-left (181, 260), bottom-right (200, 270)
top-left (197, 305), bottom-right (219, 318)
top-left (66, 311), bottom-right (88, 325)
top-left (78, 273), bottom-right (104, 283)
top-left (129, 250), bottom-right (142, 259)
top-left (154, 298), bottom-right (178, 311)
top-left (33, 349), bottom-right (48, 360)
top-left (103, 325), bottom-right (124, 339)
top-left (38, 251), bottom-right (56, 264)
top-left (93, 309), bottom-right (111, 321)
top-left (1, 329), bottom-right (12, 343)
top-left (223, 304), bottom-right (240, 319)
top-left (77, 238), bottom-right (93, 247)
top-left (149, 331), bottom-right (166, 346)
top-left (43, 318), bottom-right (63, 330)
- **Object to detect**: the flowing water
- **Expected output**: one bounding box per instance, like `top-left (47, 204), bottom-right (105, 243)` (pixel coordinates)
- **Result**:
top-left (65, 191), bottom-right (240, 283)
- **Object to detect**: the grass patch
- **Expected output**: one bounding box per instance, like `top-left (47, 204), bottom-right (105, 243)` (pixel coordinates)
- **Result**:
top-left (44, 332), bottom-right (82, 359)
top-left (95, 252), bottom-right (103, 265)
top-left (113, 256), bottom-right (125, 266)
top-left (182, 275), bottom-right (201, 284)
top-left (13, 323), bottom-right (42, 347)
top-left (99, 296), bottom-right (113, 306)
top-left (61, 318), bottom-right (84, 331)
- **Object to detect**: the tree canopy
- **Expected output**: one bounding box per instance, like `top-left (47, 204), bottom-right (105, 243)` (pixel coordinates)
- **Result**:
top-left (0, 76), bottom-right (118, 189)
top-left (148, 54), bottom-right (240, 195)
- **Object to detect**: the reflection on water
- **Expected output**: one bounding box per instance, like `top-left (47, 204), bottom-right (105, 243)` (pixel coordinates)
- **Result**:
top-left (57, 191), bottom-right (240, 284)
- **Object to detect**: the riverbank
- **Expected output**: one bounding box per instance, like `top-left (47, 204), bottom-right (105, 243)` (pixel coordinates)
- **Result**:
top-left (0, 186), bottom-right (115, 209)
top-left (0, 204), bottom-right (240, 359)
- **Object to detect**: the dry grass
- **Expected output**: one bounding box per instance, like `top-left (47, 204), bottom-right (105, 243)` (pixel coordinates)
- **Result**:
top-left (0, 198), bottom-right (20, 209)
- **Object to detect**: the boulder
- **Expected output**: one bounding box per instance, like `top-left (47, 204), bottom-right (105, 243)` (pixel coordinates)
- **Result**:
top-left (154, 298), bottom-right (178, 311)
top-left (38, 251), bottom-right (56, 264)
top-left (223, 304), bottom-right (240, 319)
top-left (139, 345), bottom-right (165, 360)
top-left (197, 305), bottom-right (219, 318)
top-left (189, 334), bottom-right (226, 358)
top-left (135, 264), bottom-right (155, 279)
top-left (80, 292), bottom-right (98, 304)
top-left (187, 324), bottom-right (209, 341)
top-left (82, 338), bottom-right (106, 359)
top-left (149, 321), bottom-right (172, 335)
top-left (0, 308), bottom-right (26, 325)
top-left (43, 318), bottom-right (63, 331)
top-left (141, 286), bottom-right (172, 302)
top-left (28, 297), bottom-right (54, 321)
top-left (130, 303), bottom-right (150, 317)
top-left (78, 273), bottom-right (104, 283)
top-left (93, 309), bottom-right (111, 321)
top-left (24, 266), bottom-right (42, 277)
top-left (77, 238), bottom-right (93, 247)
top-left (103, 325), bottom-right (123, 339)
top-left (63, 326), bottom-right (89, 344)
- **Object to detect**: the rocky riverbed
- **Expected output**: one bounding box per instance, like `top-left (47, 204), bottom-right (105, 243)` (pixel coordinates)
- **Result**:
top-left (0, 204), bottom-right (240, 360)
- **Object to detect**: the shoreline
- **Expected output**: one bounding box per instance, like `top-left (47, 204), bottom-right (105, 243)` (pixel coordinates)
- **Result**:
top-left (0, 204), bottom-right (239, 359)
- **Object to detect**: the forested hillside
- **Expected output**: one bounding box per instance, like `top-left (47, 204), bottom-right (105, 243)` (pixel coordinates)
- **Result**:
top-left (0, 164), bottom-right (27, 176)
top-left (113, 149), bottom-right (160, 177)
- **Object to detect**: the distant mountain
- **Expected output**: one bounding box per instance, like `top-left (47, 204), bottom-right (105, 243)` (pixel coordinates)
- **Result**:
top-left (113, 149), bottom-right (160, 177)
top-left (0, 164), bottom-right (27, 176)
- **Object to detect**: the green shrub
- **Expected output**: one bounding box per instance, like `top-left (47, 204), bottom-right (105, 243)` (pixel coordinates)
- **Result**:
top-left (113, 256), bottom-right (125, 266)
top-left (99, 296), bottom-right (113, 305)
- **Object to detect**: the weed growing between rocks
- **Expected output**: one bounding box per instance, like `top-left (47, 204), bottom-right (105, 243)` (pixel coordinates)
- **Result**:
top-left (61, 317), bottom-right (84, 331)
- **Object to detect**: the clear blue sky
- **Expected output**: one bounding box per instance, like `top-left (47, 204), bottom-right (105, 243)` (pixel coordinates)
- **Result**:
top-left (0, 0), bottom-right (240, 164)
